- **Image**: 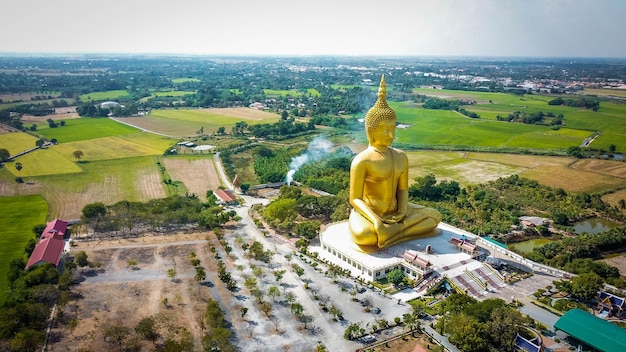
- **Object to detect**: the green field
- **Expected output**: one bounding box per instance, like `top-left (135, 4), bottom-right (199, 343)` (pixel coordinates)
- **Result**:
top-left (151, 91), bottom-right (196, 97)
top-left (404, 89), bottom-right (626, 153)
top-left (263, 88), bottom-right (321, 97)
top-left (171, 78), bottom-right (200, 83)
top-left (146, 108), bottom-right (279, 135)
top-left (78, 90), bottom-right (129, 101)
top-left (390, 102), bottom-right (591, 152)
top-left (37, 118), bottom-right (140, 143)
top-left (7, 119), bottom-right (174, 176)
top-left (0, 132), bottom-right (39, 156)
top-left (0, 195), bottom-right (48, 299)
top-left (6, 148), bottom-right (83, 177)
top-left (53, 133), bottom-right (174, 162)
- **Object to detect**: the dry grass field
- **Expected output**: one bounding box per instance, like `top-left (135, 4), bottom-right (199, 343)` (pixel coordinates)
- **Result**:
top-left (162, 157), bottom-right (223, 200)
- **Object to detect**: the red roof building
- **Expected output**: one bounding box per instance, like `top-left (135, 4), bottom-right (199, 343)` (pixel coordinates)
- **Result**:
top-left (41, 218), bottom-right (69, 240)
top-left (25, 218), bottom-right (69, 270)
top-left (214, 189), bottom-right (238, 205)
top-left (25, 236), bottom-right (66, 270)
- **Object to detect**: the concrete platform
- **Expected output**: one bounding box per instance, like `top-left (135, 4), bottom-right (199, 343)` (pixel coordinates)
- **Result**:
top-left (312, 221), bottom-right (505, 301)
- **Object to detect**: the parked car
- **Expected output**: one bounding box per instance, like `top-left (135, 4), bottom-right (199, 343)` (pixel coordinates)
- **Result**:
top-left (372, 307), bottom-right (381, 314)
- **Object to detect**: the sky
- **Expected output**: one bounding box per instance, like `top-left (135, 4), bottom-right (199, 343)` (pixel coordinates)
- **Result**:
top-left (2, 0), bottom-right (625, 58)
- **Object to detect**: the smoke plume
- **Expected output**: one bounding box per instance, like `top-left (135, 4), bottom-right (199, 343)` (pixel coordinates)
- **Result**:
top-left (285, 136), bottom-right (333, 185)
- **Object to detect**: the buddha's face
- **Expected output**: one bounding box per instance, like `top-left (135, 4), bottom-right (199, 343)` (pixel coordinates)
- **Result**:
top-left (369, 119), bottom-right (396, 149)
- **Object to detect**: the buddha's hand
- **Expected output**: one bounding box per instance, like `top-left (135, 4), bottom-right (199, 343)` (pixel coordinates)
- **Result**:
top-left (382, 212), bottom-right (405, 224)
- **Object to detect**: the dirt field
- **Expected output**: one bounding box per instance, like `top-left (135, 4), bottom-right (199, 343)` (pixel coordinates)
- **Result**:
top-left (163, 158), bottom-right (222, 200)
top-left (19, 106), bottom-right (80, 123)
top-left (48, 232), bottom-right (219, 352)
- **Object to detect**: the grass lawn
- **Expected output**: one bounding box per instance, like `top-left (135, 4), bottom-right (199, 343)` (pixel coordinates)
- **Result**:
top-left (78, 90), bottom-right (129, 101)
top-left (0, 195), bottom-right (48, 299)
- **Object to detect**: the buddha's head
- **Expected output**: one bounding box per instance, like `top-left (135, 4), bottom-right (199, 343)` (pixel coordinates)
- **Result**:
top-left (364, 75), bottom-right (396, 146)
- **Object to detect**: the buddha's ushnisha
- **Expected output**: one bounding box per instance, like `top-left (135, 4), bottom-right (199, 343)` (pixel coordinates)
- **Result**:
top-left (348, 75), bottom-right (441, 251)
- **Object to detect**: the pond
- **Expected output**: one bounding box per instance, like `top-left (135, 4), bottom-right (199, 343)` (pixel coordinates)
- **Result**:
top-left (572, 217), bottom-right (621, 235)
top-left (509, 238), bottom-right (555, 254)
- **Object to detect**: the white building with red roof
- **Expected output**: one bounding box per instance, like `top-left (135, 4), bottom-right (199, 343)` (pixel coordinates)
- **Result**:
top-left (25, 218), bottom-right (69, 270)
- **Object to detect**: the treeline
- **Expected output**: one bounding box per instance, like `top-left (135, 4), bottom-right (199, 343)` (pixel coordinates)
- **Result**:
top-left (496, 110), bottom-right (564, 126)
top-left (422, 97), bottom-right (480, 118)
top-left (293, 149), bottom-right (353, 195)
top-left (76, 102), bottom-right (140, 117)
top-left (80, 194), bottom-right (239, 236)
top-left (548, 97), bottom-right (600, 111)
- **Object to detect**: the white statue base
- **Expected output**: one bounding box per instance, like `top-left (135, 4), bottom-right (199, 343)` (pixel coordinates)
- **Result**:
top-left (312, 221), bottom-right (504, 301)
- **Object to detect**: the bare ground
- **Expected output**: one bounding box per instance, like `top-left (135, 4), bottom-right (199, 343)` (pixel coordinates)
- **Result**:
top-left (48, 232), bottom-right (222, 352)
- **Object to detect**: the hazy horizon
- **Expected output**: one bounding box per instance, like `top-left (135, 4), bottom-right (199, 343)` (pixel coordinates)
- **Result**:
top-left (2, 0), bottom-right (625, 59)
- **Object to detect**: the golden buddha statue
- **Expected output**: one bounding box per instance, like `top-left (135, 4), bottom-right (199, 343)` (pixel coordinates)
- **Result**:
top-left (349, 75), bottom-right (442, 251)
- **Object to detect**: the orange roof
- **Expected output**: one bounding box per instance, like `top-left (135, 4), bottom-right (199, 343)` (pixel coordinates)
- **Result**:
top-left (214, 189), bottom-right (237, 203)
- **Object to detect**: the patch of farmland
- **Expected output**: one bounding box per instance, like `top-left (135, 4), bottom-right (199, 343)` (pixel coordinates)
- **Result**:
top-left (0, 132), bottom-right (39, 156)
top-left (198, 107), bottom-right (280, 120)
top-left (521, 165), bottom-right (625, 194)
top-left (7, 148), bottom-right (82, 177)
top-left (602, 189), bottom-right (626, 215)
top-left (569, 158), bottom-right (626, 178)
top-left (134, 167), bottom-right (167, 200)
top-left (53, 134), bottom-right (173, 162)
top-left (162, 157), bottom-right (222, 200)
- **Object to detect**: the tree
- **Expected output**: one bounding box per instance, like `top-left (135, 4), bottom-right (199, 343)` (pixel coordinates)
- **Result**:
top-left (15, 162), bottom-right (23, 177)
top-left (74, 251), bottom-right (90, 268)
top-left (73, 150), bottom-right (84, 161)
top-left (35, 139), bottom-right (45, 148)
top-left (387, 269), bottom-right (405, 286)
top-left (240, 306), bottom-right (248, 318)
top-left (259, 301), bottom-right (272, 317)
top-left (329, 304), bottom-right (342, 321)
top-left (273, 269), bottom-right (286, 283)
top-left (344, 322), bottom-right (364, 340)
top-left (0, 148), bottom-right (10, 162)
top-left (571, 272), bottom-right (604, 300)
top-left (240, 183), bottom-right (250, 194)
top-left (82, 202), bottom-right (106, 221)
top-left (167, 268), bottom-right (177, 282)
top-left (195, 267), bottom-right (206, 282)
top-left (103, 325), bottom-right (130, 349)
top-left (268, 285), bottom-right (281, 301)
top-left (10, 328), bottom-right (45, 352)
top-left (290, 302), bottom-right (304, 318)
top-left (135, 316), bottom-right (159, 345)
